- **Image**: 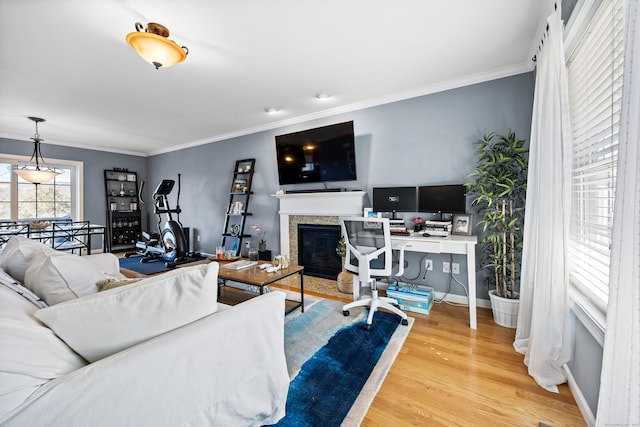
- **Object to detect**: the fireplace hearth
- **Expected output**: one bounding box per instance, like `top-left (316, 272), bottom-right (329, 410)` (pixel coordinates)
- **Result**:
top-left (297, 224), bottom-right (342, 280)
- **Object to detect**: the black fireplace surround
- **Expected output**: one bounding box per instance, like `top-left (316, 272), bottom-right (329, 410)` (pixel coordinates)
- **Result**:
top-left (297, 224), bottom-right (342, 280)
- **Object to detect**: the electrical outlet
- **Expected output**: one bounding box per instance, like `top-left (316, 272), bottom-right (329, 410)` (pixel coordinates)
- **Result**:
top-left (452, 263), bottom-right (460, 274)
top-left (425, 259), bottom-right (433, 271)
top-left (443, 261), bottom-right (450, 273)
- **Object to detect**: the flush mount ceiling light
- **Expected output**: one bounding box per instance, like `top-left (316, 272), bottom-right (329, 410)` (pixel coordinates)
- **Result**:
top-left (315, 93), bottom-right (331, 100)
top-left (265, 107), bottom-right (280, 114)
top-left (12, 117), bottom-right (63, 184)
top-left (126, 22), bottom-right (189, 69)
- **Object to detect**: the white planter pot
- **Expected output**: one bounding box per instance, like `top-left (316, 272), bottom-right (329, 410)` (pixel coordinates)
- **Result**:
top-left (488, 289), bottom-right (520, 329)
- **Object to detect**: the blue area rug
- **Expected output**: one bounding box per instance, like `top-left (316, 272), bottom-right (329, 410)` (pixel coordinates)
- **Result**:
top-left (273, 298), bottom-right (413, 426)
top-left (118, 255), bottom-right (205, 275)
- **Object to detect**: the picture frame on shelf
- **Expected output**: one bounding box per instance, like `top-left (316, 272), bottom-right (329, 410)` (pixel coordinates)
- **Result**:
top-left (452, 213), bottom-right (473, 235)
top-left (231, 179), bottom-right (247, 193)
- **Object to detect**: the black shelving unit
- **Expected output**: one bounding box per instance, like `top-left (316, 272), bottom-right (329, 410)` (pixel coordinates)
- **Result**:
top-left (104, 169), bottom-right (141, 252)
top-left (221, 159), bottom-right (255, 256)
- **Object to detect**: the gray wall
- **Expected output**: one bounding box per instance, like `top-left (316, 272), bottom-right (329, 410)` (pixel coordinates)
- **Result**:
top-left (569, 313), bottom-right (604, 417)
top-left (148, 72), bottom-right (535, 301)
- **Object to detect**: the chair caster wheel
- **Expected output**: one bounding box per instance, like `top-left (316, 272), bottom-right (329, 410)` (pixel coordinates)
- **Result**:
top-left (401, 318), bottom-right (409, 326)
top-left (363, 323), bottom-right (371, 331)
top-left (342, 310), bottom-right (350, 317)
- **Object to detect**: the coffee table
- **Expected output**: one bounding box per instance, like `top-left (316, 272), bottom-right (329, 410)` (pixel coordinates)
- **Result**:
top-left (218, 260), bottom-right (305, 314)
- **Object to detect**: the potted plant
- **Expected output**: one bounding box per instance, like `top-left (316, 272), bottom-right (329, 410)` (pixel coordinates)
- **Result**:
top-left (252, 224), bottom-right (267, 251)
top-left (335, 236), bottom-right (354, 294)
top-left (465, 131), bottom-right (528, 328)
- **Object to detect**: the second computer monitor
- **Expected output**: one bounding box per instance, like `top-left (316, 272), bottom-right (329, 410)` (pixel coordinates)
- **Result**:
top-left (418, 184), bottom-right (466, 214)
top-left (372, 186), bottom-right (417, 219)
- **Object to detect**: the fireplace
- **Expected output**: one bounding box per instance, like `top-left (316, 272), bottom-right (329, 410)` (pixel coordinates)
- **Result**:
top-left (273, 191), bottom-right (366, 274)
top-left (297, 224), bottom-right (342, 280)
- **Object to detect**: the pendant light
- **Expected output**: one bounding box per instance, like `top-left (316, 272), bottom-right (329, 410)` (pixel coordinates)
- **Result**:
top-left (126, 22), bottom-right (189, 69)
top-left (12, 117), bottom-right (63, 184)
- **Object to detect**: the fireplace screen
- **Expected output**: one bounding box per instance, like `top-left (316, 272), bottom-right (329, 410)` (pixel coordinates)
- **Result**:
top-left (297, 224), bottom-right (342, 280)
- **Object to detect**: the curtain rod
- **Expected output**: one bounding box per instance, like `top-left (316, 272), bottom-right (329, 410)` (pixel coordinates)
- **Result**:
top-left (532, 2), bottom-right (559, 62)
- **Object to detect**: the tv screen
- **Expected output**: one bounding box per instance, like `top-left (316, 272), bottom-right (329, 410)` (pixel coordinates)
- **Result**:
top-left (418, 185), bottom-right (466, 214)
top-left (275, 121), bottom-right (356, 185)
top-left (373, 187), bottom-right (417, 215)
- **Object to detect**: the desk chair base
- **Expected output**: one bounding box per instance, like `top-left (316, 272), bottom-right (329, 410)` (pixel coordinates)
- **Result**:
top-left (343, 287), bottom-right (409, 331)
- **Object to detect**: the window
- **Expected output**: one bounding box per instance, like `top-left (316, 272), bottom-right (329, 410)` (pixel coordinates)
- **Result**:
top-left (566, 0), bottom-right (623, 334)
top-left (0, 155), bottom-right (83, 222)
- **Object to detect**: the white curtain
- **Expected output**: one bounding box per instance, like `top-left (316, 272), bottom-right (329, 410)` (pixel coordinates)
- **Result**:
top-left (596, 0), bottom-right (640, 424)
top-left (513, 8), bottom-right (573, 393)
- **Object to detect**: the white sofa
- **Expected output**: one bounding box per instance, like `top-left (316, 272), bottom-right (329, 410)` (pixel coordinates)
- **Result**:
top-left (0, 236), bottom-right (289, 426)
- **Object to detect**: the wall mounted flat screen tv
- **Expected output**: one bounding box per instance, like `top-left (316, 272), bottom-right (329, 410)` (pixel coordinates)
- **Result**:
top-left (373, 186), bottom-right (417, 219)
top-left (275, 121), bottom-right (356, 185)
top-left (418, 184), bottom-right (466, 214)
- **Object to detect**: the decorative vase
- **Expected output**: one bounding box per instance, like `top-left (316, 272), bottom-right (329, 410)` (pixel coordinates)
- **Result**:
top-left (337, 266), bottom-right (354, 294)
top-left (258, 242), bottom-right (267, 252)
top-left (488, 290), bottom-right (520, 328)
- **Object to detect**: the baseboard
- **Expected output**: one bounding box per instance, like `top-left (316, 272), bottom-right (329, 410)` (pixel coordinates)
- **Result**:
top-left (433, 291), bottom-right (491, 309)
top-left (564, 364), bottom-right (595, 427)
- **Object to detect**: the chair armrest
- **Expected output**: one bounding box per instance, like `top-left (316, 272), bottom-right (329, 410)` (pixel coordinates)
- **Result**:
top-left (2, 291), bottom-right (289, 427)
top-left (395, 242), bottom-right (411, 277)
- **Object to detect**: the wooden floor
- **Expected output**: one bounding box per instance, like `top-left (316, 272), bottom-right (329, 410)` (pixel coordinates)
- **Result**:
top-left (362, 302), bottom-right (585, 426)
top-left (270, 281), bottom-right (586, 426)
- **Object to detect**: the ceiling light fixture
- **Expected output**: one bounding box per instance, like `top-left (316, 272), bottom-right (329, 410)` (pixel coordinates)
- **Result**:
top-left (126, 22), bottom-right (189, 69)
top-left (12, 117), bottom-right (63, 185)
top-left (265, 107), bottom-right (279, 114)
top-left (315, 93), bottom-right (331, 100)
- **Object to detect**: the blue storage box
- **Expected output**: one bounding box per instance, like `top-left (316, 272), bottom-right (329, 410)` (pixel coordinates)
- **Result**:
top-left (386, 285), bottom-right (434, 315)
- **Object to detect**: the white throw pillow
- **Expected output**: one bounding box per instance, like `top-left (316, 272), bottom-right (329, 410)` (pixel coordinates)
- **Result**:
top-left (34, 262), bottom-right (220, 363)
top-left (24, 251), bottom-right (104, 305)
top-left (0, 285), bottom-right (87, 415)
top-left (0, 236), bottom-right (56, 283)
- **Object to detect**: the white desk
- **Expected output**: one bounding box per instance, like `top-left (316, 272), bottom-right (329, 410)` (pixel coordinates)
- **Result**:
top-left (390, 233), bottom-right (478, 329)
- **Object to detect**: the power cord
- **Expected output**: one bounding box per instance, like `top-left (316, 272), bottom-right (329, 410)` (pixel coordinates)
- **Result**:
top-left (395, 253), bottom-right (470, 306)
top-left (434, 254), bottom-right (470, 306)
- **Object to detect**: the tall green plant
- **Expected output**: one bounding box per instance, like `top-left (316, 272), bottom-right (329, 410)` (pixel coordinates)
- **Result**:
top-left (465, 131), bottom-right (528, 299)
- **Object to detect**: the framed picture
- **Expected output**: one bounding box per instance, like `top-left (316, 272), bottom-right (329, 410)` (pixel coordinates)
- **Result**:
top-left (452, 214), bottom-right (473, 235)
top-left (231, 179), bottom-right (247, 193)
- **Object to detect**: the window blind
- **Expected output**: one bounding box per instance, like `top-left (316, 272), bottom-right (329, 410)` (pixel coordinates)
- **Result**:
top-left (567, 0), bottom-right (623, 313)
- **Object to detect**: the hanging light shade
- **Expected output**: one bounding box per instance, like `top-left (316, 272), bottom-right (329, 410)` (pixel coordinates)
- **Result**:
top-left (126, 22), bottom-right (189, 69)
top-left (12, 117), bottom-right (63, 185)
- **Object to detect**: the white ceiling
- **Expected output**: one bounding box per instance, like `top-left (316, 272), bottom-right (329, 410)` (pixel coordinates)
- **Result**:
top-left (0, 0), bottom-right (550, 157)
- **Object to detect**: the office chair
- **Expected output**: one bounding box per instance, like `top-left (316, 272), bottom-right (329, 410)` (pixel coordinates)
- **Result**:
top-left (340, 217), bottom-right (409, 330)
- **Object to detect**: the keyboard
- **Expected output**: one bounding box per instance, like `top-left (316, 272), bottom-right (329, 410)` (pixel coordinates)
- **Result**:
top-left (390, 231), bottom-right (411, 236)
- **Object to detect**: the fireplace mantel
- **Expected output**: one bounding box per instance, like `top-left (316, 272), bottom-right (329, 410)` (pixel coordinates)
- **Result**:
top-left (274, 191), bottom-right (366, 257)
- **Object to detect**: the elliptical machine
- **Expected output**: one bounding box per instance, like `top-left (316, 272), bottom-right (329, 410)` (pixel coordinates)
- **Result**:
top-left (130, 174), bottom-right (190, 267)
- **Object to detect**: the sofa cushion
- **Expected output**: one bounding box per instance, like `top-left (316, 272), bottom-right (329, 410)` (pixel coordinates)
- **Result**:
top-left (0, 282), bottom-right (88, 416)
top-left (0, 236), bottom-right (57, 284)
top-left (0, 268), bottom-right (47, 309)
top-left (24, 251), bottom-right (105, 306)
top-left (35, 262), bottom-right (220, 363)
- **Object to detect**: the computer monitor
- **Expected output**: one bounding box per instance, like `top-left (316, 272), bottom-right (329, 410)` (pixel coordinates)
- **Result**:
top-left (418, 185), bottom-right (466, 217)
top-left (372, 187), bottom-right (417, 219)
